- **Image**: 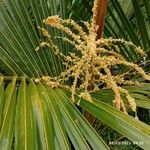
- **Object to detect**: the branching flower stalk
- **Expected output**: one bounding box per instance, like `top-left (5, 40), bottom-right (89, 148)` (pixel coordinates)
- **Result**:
top-left (35, 0), bottom-right (150, 114)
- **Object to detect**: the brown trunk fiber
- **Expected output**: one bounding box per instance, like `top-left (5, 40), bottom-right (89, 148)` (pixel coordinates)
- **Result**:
top-left (96, 0), bottom-right (108, 39)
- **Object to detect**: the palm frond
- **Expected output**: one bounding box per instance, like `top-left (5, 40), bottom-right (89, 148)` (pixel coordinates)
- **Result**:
top-left (0, 78), bottom-right (109, 149)
top-left (0, 77), bottom-right (150, 149)
top-left (0, 0), bottom-right (150, 149)
top-left (106, 0), bottom-right (150, 51)
top-left (0, 0), bottom-right (72, 77)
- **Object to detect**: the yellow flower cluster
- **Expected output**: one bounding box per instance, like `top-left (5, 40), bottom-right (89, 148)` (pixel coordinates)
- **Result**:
top-left (35, 76), bottom-right (60, 88)
top-left (35, 0), bottom-right (150, 114)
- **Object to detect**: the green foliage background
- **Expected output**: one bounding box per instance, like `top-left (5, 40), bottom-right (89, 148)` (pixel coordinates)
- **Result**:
top-left (0, 0), bottom-right (150, 149)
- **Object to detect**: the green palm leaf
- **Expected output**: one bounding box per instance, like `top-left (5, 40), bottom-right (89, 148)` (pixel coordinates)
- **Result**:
top-left (0, 79), bottom-right (150, 149)
top-left (78, 97), bottom-right (150, 149)
top-left (0, 78), bottom-right (16, 149)
top-left (106, 0), bottom-right (150, 51)
top-left (15, 79), bottom-right (37, 149)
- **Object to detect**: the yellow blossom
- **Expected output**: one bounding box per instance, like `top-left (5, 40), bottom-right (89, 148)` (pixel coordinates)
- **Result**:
top-left (35, 0), bottom-right (150, 114)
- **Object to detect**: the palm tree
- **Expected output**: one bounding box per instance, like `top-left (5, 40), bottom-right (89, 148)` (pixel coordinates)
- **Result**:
top-left (0, 0), bottom-right (150, 149)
